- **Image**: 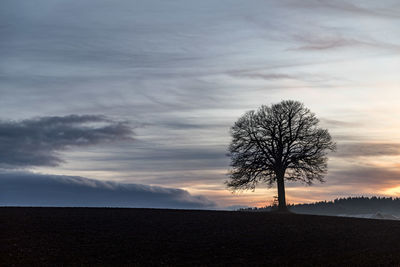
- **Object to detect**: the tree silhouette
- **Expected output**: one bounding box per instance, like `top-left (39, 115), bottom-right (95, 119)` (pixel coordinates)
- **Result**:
top-left (227, 100), bottom-right (335, 211)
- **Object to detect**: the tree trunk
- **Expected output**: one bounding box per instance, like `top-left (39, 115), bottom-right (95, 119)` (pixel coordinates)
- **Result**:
top-left (276, 172), bottom-right (287, 212)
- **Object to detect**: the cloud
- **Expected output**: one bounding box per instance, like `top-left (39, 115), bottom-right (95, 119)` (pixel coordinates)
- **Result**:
top-left (0, 171), bottom-right (216, 209)
top-left (286, 0), bottom-right (400, 19)
top-left (290, 33), bottom-right (400, 54)
top-left (320, 119), bottom-right (361, 128)
top-left (289, 33), bottom-right (367, 51)
top-left (228, 72), bottom-right (297, 81)
top-left (0, 115), bottom-right (133, 168)
top-left (326, 166), bottom-right (400, 189)
top-left (334, 142), bottom-right (400, 158)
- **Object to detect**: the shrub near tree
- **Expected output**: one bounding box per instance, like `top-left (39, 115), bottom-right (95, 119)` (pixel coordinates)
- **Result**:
top-left (227, 100), bottom-right (336, 212)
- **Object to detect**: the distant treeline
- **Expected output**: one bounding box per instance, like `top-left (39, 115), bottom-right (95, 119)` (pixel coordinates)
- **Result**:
top-left (240, 197), bottom-right (400, 216)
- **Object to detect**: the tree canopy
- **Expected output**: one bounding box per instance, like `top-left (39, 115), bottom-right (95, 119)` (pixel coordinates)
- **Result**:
top-left (227, 100), bottom-right (335, 211)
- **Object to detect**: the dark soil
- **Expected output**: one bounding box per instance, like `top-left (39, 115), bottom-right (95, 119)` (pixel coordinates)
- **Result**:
top-left (1, 207), bottom-right (400, 266)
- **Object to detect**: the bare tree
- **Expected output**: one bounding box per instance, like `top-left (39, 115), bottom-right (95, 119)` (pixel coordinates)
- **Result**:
top-left (227, 100), bottom-right (335, 212)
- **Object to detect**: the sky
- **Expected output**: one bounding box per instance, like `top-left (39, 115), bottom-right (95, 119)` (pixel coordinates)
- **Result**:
top-left (1, 0), bottom-right (400, 209)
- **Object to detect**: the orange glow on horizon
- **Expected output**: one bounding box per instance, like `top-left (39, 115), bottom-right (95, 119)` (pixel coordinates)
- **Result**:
top-left (381, 186), bottom-right (400, 197)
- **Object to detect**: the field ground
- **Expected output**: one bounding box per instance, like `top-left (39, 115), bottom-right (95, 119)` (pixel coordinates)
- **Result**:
top-left (1, 207), bottom-right (400, 266)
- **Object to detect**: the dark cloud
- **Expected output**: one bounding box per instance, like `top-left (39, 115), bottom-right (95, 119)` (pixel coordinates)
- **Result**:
top-left (0, 115), bottom-right (133, 168)
top-left (0, 171), bottom-right (215, 209)
top-left (334, 142), bottom-right (400, 158)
